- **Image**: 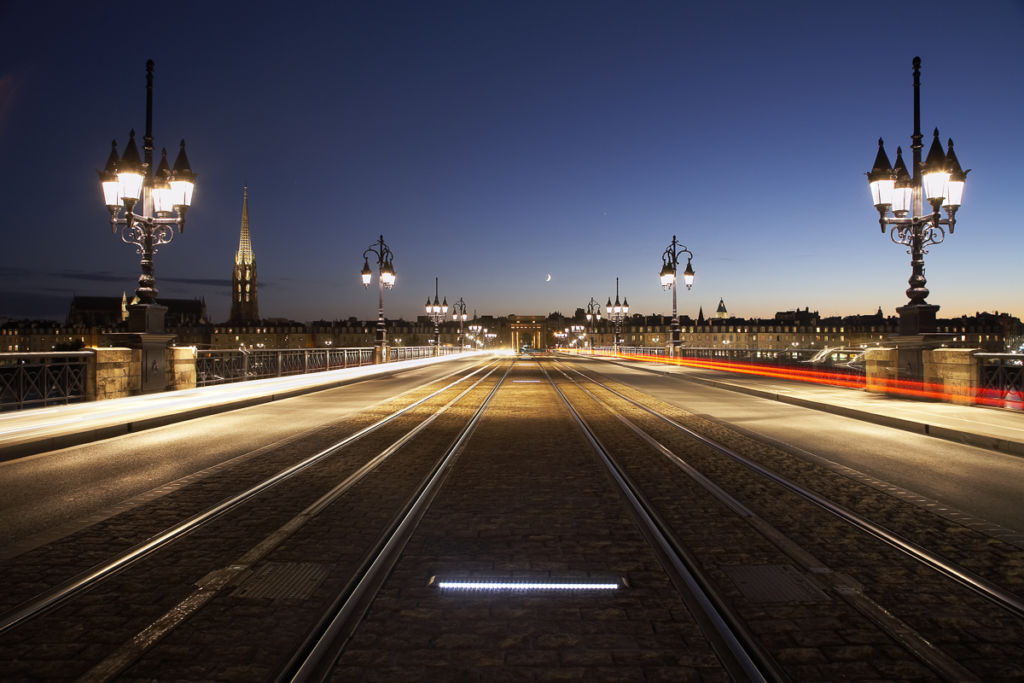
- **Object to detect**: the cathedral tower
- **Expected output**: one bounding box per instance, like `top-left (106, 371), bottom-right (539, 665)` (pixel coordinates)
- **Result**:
top-left (229, 186), bottom-right (259, 323)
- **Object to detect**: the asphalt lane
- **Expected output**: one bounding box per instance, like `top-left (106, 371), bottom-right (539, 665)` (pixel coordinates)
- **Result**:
top-left (0, 357), bottom-right (488, 557)
top-left (569, 357), bottom-right (1024, 536)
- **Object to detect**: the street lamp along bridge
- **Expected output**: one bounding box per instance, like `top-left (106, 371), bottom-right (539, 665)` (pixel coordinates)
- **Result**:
top-left (867, 56), bottom-right (969, 379)
top-left (361, 234), bottom-right (396, 363)
top-left (425, 277), bottom-right (449, 353)
top-left (659, 235), bottom-right (695, 353)
top-left (98, 60), bottom-right (196, 393)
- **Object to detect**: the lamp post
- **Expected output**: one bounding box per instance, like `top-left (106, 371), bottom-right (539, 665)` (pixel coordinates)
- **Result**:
top-left (98, 60), bottom-right (195, 395)
top-left (361, 234), bottom-right (396, 362)
top-left (867, 57), bottom-right (967, 339)
top-left (605, 278), bottom-right (628, 354)
top-left (99, 60), bottom-right (195, 336)
top-left (659, 235), bottom-right (695, 353)
top-left (451, 297), bottom-right (468, 349)
top-left (584, 297), bottom-right (602, 350)
top-left (425, 277), bottom-right (449, 352)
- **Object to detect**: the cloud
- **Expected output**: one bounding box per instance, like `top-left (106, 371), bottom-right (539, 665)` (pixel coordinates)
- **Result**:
top-left (0, 267), bottom-right (234, 288)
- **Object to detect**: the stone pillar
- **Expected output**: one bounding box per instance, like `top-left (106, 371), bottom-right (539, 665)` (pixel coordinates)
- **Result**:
top-left (864, 347), bottom-right (897, 394)
top-left (106, 332), bottom-right (176, 394)
top-left (923, 348), bottom-right (980, 405)
top-left (170, 346), bottom-right (197, 391)
top-left (90, 347), bottom-right (141, 401)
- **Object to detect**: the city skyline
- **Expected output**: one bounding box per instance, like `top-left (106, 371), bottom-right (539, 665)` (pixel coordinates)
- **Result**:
top-left (1, 1), bottom-right (1022, 324)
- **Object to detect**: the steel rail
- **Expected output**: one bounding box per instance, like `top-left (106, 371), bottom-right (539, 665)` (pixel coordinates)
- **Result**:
top-left (562, 361), bottom-right (1024, 621)
top-left (0, 359), bottom-right (500, 635)
top-left (281, 361), bottom-right (514, 682)
top-left (554, 361), bottom-right (985, 682)
top-left (537, 361), bottom-right (774, 682)
top-left (79, 361), bottom-right (508, 683)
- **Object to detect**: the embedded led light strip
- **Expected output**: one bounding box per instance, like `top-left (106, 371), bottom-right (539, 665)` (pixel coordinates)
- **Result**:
top-left (432, 578), bottom-right (621, 592)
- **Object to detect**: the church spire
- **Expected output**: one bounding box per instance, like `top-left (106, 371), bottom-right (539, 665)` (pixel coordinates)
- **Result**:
top-left (229, 185), bottom-right (259, 324)
top-left (236, 186), bottom-right (254, 265)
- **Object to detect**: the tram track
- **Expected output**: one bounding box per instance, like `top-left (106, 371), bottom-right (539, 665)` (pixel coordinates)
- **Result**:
top-left (279, 360), bottom-right (513, 681)
top-left (4, 353), bottom-right (1022, 680)
top-left (548, 356), bottom-right (1024, 681)
top-left (0, 358), bottom-right (507, 681)
top-left (538, 360), bottom-right (776, 681)
top-left (300, 357), bottom-right (758, 681)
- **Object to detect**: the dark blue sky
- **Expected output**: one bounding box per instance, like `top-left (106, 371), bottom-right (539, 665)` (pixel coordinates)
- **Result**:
top-left (2, 1), bottom-right (1022, 323)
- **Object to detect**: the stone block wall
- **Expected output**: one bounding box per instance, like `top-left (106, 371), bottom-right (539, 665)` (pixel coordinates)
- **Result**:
top-left (924, 348), bottom-right (980, 405)
top-left (89, 347), bottom-right (141, 401)
top-left (863, 347), bottom-right (897, 393)
top-left (169, 346), bottom-right (197, 391)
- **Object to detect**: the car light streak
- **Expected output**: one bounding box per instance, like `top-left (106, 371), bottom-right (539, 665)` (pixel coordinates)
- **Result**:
top-left (0, 353), bottom-right (487, 443)
top-left (568, 348), bottom-right (1017, 408)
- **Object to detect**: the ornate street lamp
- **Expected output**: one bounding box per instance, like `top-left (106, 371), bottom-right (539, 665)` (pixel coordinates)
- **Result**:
top-left (659, 235), bottom-right (695, 352)
top-left (867, 57), bottom-right (968, 337)
top-left (450, 297), bottom-right (468, 349)
top-left (361, 234), bottom-right (396, 359)
top-left (605, 278), bottom-right (628, 353)
top-left (584, 297), bottom-right (602, 350)
top-left (425, 277), bottom-right (449, 351)
top-left (99, 60), bottom-right (195, 336)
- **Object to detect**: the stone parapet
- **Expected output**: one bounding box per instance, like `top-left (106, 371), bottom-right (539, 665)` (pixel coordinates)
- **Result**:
top-left (924, 348), bottom-right (980, 405)
top-left (863, 347), bottom-right (897, 393)
top-left (90, 347), bottom-right (141, 401)
top-left (170, 346), bottom-right (197, 391)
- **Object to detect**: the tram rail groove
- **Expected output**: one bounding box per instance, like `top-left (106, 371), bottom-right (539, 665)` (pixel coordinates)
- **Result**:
top-left (557, 359), bottom-right (1024, 622)
top-left (79, 361), bottom-right (510, 683)
top-left (550, 361), bottom-right (984, 682)
top-left (537, 361), bottom-right (776, 682)
top-left (0, 359), bottom-right (501, 637)
top-left (280, 362), bottom-right (514, 682)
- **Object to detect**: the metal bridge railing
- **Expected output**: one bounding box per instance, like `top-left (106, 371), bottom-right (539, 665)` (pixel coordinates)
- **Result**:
top-left (590, 346), bottom-right (818, 362)
top-left (977, 353), bottom-right (1024, 406)
top-left (196, 347), bottom-right (374, 387)
top-left (388, 346), bottom-right (462, 362)
top-left (0, 351), bottom-right (90, 411)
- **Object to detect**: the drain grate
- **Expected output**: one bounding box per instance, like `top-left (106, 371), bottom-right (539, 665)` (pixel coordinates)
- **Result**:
top-left (232, 562), bottom-right (328, 600)
top-left (723, 564), bottom-right (829, 603)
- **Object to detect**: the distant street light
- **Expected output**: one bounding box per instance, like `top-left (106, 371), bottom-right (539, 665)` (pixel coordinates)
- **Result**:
top-left (584, 297), bottom-right (602, 350)
top-left (468, 323), bottom-right (483, 348)
top-left (659, 235), bottom-right (695, 352)
top-left (867, 56), bottom-right (968, 337)
top-left (425, 277), bottom-right (449, 352)
top-left (605, 278), bottom-right (628, 353)
top-left (451, 297), bottom-right (468, 349)
top-left (570, 324), bottom-right (585, 348)
top-left (98, 60), bottom-right (195, 335)
top-left (361, 234), bottom-right (396, 360)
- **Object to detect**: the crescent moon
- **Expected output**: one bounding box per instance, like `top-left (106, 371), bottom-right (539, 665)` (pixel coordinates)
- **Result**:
top-left (546, 274), bottom-right (551, 282)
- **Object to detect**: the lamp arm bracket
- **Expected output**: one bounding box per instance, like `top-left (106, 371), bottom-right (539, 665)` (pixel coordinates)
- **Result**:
top-left (119, 219), bottom-right (177, 256)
